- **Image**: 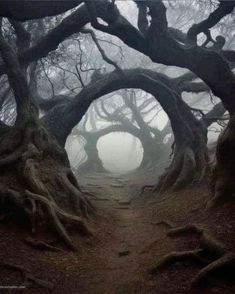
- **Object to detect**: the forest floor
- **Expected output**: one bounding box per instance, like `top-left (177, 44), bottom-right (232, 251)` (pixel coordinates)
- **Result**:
top-left (0, 171), bottom-right (235, 293)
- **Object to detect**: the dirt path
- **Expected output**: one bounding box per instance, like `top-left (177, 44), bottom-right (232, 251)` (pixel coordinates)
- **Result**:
top-left (1, 173), bottom-right (235, 293)
top-left (73, 175), bottom-right (169, 293)
top-left (69, 174), bottom-right (235, 294)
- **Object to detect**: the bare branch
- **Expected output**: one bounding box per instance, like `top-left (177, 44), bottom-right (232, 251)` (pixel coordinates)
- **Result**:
top-left (187, 1), bottom-right (235, 44)
top-left (81, 28), bottom-right (122, 73)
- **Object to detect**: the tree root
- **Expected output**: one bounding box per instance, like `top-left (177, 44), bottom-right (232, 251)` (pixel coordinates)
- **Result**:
top-left (2, 262), bottom-right (54, 289)
top-left (59, 171), bottom-right (95, 218)
top-left (24, 237), bottom-right (64, 252)
top-left (149, 248), bottom-right (205, 274)
top-left (151, 145), bottom-right (208, 194)
top-left (81, 190), bottom-right (97, 199)
top-left (167, 224), bottom-right (203, 236)
top-left (191, 252), bottom-right (235, 286)
top-left (6, 188), bottom-right (92, 251)
top-left (25, 190), bottom-right (77, 251)
top-left (153, 220), bottom-right (174, 228)
top-left (28, 198), bottom-right (37, 233)
top-left (0, 125), bottom-right (94, 251)
top-left (150, 223), bottom-right (235, 288)
top-left (25, 190), bottom-right (92, 250)
top-left (206, 190), bottom-right (229, 209)
top-left (23, 157), bottom-right (55, 202)
top-left (0, 146), bottom-right (24, 167)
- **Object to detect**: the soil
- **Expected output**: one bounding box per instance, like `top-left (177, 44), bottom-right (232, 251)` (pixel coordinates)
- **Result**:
top-left (0, 172), bottom-right (235, 293)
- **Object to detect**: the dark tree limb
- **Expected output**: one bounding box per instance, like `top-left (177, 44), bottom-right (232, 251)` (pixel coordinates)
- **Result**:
top-left (0, 1), bottom-right (83, 21)
top-left (202, 102), bottom-right (227, 128)
top-left (134, 0), bottom-right (149, 35)
top-left (187, 1), bottom-right (235, 44)
top-left (81, 28), bottom-right (122, 73)
top-left (8, 19), bottom-right (31, 51)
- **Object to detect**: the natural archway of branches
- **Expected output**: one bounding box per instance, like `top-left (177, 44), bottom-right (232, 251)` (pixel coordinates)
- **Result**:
top-left (0, 4), bottom-right (234, 289)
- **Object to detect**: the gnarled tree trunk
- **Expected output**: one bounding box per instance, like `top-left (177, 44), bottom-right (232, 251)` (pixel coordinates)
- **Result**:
top-left (77, 134), bottom-right (105, 174)
top-left (155, 97), bottom-right (208, 192)
top-left (0, 118), bottom-right (94, 250)
top-left (208, 113), bottom-right (235, 206)
top-left (0, 32), bottom-right (93, 251)
top-left (139, 135), bottom-right (169, 170)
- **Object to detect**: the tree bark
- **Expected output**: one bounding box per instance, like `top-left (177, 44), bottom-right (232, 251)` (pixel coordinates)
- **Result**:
top-left (0, 31), bottom-right (93, 250)
top-left (77, 133), bottom-right (105, 174)
top-left (0, 1), bottom-right (83, 21)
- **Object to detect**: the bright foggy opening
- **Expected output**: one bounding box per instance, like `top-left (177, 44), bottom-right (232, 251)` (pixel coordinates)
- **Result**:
top-left (65, 88), bottom-right (170, 176)
top-left (97, 132), bottom-right (143, 174)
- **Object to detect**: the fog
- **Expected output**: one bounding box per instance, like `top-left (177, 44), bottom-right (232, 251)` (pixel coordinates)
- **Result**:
top-left (66, 132), bottom-right (143, 174)
top-left (97, 133), bottom-right (143, 173)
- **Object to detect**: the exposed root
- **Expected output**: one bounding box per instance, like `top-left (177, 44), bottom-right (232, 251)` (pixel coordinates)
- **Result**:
top-left (208, 114), bottom-right (235, 208)
top-left (172, 147), bottom-right (196, 190)
top-left (25, 190), bottom-right (77, 251)
top-left (200, 230), bottom-right (226, 257)
top-left (25, 190), bottom-right (92, 250)
top-left (167, 224), bottom-right (203, 236)
top-left (0, 146), bottom-right (24, 167)
top-left (150, 223), bottom-right (235, 288)
top-left (191, 253), bottom-right (235, 287)
top-left (152, 144), bottom-right (208, 194)
top-left (24, 237), bottom-right (64, 252)
top-left (149, 248), bottom-right (205, 274)
top-left (192, 165), bottom-right (208, 184)
top-left (5, 187), bottom-right (92, 250)
top-left (66, 171), bottom-right (98, 201)
top-left (153, 220), bottom-right (174, 228)
top-left (23, 157), bottom-right (54, 202)
top-left (28, 198), bottom-right (36, 233)
top-left (59, 171), bottom-right (95, 218)
top-left (206, 190), bottom-right (228, 209)
top-left (0, 122), bottom-right (94, 251)
top-left (82, 190), bottom-right (97, 199)
top-left (2, 262), bottom-right (54, 289)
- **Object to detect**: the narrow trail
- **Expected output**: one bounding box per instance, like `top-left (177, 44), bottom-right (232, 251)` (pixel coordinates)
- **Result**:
top-left (72, 173), bottom-right (235, 294)
top-left (75, 174), bottom-right (170, 293)
top-left (1, 173), bottom-right (235, 293)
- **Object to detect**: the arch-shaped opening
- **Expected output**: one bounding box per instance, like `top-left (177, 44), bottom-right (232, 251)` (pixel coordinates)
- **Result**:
top-left (97, 132), bottom-right (143, 174)
top-left (66, 87), bottom-right (172, 175)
